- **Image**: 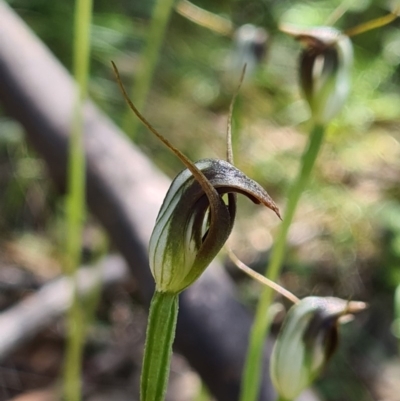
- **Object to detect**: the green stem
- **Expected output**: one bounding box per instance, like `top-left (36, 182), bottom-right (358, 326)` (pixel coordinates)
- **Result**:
top-left (395, 284), bottom-right (400, 353)
top-left (63, 0), bottom-right (92, 399)
top-left (239, 124), bottom-right (325, 401)
top-left (277, 397), bottom-right (290, 401)
top-left (122, 0), bottom-right (175, 140)
top-left (141, 291), bottom-right (179, 401)
top-left (231, 95), bottom-right (243, 161)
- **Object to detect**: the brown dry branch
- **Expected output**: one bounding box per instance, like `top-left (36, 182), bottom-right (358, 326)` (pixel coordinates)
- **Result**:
top-left (0, 255), bottom-right (129, 362)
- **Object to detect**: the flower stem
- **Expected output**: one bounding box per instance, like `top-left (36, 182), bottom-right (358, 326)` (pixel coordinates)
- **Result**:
top-left (239, 124), bottom-right (325, 401)
top-left (141, 291), bottom-right (179, 401)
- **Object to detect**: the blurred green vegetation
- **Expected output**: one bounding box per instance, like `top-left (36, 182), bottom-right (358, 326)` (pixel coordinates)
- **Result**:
top-left (2, 0), bottom-right (400, 400)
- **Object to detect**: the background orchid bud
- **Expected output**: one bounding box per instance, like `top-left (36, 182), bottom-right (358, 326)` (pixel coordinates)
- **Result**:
top-left (283, 26), bottom-right (353, 125)
top-left (149, 158), bottom-right (279, 294)
top-left (229, 24), bottom-right (269, 81)
top-left (270, 296), bottom-right (366, 401)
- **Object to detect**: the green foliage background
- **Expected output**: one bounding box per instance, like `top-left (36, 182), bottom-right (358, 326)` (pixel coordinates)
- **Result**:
top-left (2, 0), bottom-right (400, 400)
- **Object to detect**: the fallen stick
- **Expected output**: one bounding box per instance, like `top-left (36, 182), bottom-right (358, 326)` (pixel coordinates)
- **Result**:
top-left (0, 255), bottom-right (129, 361)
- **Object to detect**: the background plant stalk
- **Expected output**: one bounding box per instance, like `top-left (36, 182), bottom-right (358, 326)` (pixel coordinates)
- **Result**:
top-left (63, 0), bottom-right (93, 399)
top-left (122, 0), bottom-right (175, 139)
top-left (240, 124), bottom-right (325, 401)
